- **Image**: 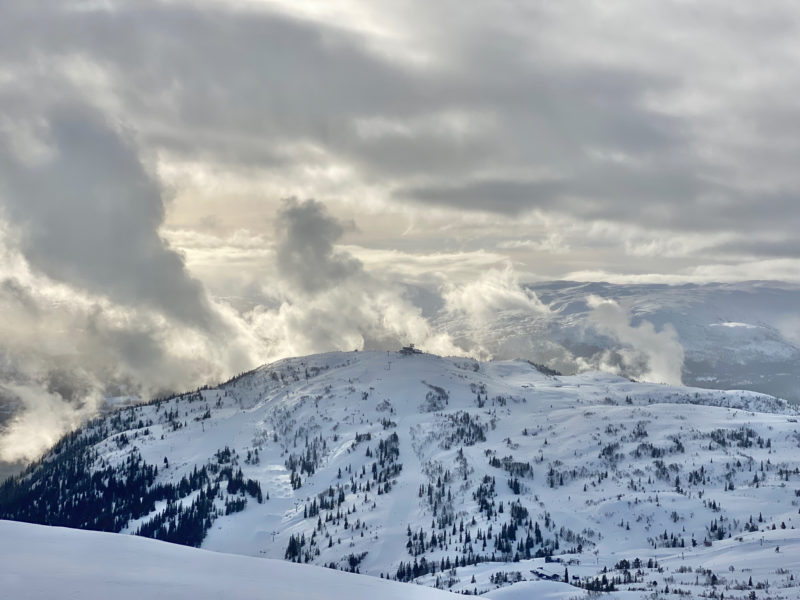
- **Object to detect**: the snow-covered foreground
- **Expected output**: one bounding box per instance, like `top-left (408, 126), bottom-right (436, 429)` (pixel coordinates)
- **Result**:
top-left (3, 518), bottom-right (798, 600)
top-left (3, 350), bottom-right (800, 598)
top-left (0, 519), bottom-right (460, 600)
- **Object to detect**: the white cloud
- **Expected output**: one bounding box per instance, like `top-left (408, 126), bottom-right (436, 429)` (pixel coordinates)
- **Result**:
top-left (443, 266), bottom-right (549, 325)
top-left (0, 384), bottom-right (102, 463)
top-left (497, 233), bottom-right (569, 254)
top-left (565, 258), bottom-right (800, 285)
top-left (586, 295), bottom-right (684, 385)
top-left (246, 198), bottom-right (464, 359)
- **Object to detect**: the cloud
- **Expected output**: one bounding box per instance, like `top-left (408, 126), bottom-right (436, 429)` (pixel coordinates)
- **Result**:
top-left (2, 1), bottom-right (799, 239)
top-left (707, 238), bottom-right (800, 260)
top-left (397, 178), bottom-right (565, 216)
top-left (0, 263), bottom-right (263, 462)
top-left (0, 105), bottom-right (266, 463)
top-left (775, 315), bottom-right (800, 348)
top-left (0, 383), bottom-right (101, 463)
top-left (249, 198), bottom-right (463, 359)
top-left (443, 267), bottom-right (549, 324)
top-left (337, 246), bottom-right (510, 285)
top-left (0, 104), bottom-right (220, 330)
top-left (275, 198), bottom-right (361, 295)
top-left (564, 259), bottom-right (800, 286)
top-left (248, 286), bottom-right (458, 359)
top-left (586, 296), bottom-right (684, 385)
top-left (433, 267), bottom-right (585, 368)
top-left (0, 185), bottom-right (468, 465)
top-left (497, 233), bottom-right (569, 254)
top-left (1, 0), bottom-right (800, 283)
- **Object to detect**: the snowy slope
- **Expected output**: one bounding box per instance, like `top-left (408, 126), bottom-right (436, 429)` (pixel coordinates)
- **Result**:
top-left (0, 519), bottom-right (460, 600)
top-left (3, 350), bottom-right (800, 597)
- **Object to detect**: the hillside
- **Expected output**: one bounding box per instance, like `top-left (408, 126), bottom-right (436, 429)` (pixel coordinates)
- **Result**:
top-left (0, 519), bottom-right (460, 600)
top-left (2, 350), bottom-right (800, 597)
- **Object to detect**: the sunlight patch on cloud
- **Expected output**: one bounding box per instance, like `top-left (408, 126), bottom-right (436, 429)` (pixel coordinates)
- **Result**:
top-left (443, 267), bottom-right (549, 325)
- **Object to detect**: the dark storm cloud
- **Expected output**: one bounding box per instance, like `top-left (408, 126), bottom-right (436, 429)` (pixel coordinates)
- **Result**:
top-left (0, 104), bottom-right (219, 329)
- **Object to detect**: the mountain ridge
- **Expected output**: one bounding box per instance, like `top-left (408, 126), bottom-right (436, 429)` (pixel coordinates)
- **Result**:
top-left (2, 349), bottom-right (800, 596)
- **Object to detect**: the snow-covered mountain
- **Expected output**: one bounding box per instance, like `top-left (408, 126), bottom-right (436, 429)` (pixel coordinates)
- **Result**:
top-left (3, 350), bottom-right (800, 597)
top-left (438, 281), bottom-right (800, 402)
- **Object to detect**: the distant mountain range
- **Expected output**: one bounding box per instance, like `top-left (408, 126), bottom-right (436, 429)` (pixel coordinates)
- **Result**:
top-left (437, 281), bottom-right (800, 402)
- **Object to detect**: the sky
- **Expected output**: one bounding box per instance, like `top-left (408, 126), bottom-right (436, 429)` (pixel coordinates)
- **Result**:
top-left (1, 0), bottom-right (800, 462)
